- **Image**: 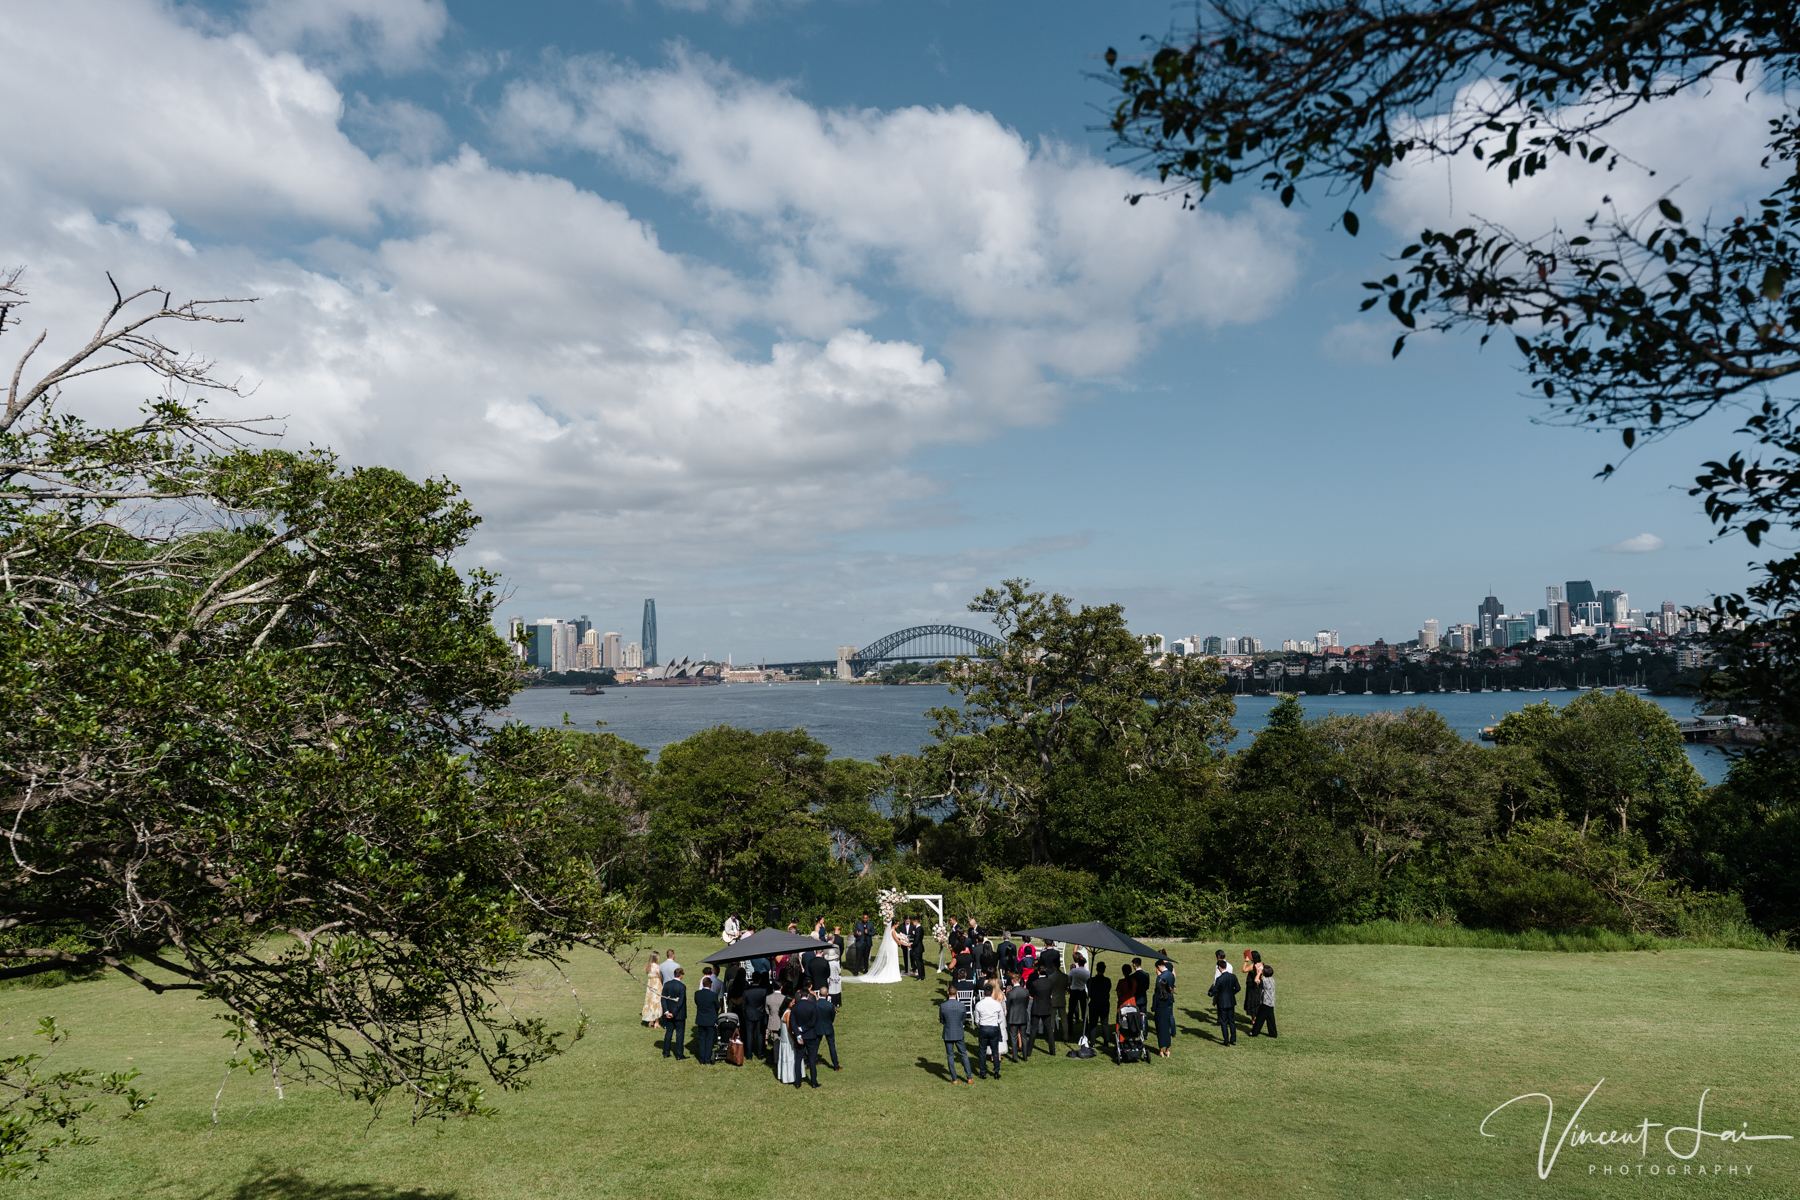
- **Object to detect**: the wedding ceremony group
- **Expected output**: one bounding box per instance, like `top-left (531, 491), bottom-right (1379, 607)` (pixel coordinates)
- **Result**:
top-left (640, 890), bottom-right (1285, 1088)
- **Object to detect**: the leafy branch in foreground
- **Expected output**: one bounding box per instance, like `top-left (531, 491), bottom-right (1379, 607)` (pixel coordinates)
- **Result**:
top-left (0, 271), bottom-right (636, 1135)
top-left (0, 1019), bottom-right (152, 1181)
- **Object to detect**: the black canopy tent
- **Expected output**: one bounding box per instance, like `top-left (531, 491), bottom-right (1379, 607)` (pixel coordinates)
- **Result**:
top-left (1011, 922), bottom-right (1169, 962)
top-left (700, 928), bottom-right (833, 964)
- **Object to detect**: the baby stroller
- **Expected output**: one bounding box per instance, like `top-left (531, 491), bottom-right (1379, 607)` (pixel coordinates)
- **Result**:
top-left (717, 1012), bottom-right (743, 1065)
top-left (1115, 1003), bottom-right (1148, 1064)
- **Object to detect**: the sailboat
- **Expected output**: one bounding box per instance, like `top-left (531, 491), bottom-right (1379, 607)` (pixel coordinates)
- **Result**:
top-left (1401, 676), bottom-right (1415, 695)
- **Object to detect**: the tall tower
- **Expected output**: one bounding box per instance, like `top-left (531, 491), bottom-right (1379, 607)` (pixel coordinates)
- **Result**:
top-left (1565, 580), bottom-right (1597, 608)
top-left (642, 599), bottom-right (659, 667)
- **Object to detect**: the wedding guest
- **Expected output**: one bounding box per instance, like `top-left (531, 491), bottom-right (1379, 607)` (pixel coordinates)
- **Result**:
top-left (775, 991), bottom-right (799, 1084)
top-left (763, 982), bottom-right (785, 1062)
top-left (1207, 960), bottom-right (1240, 1046)
top-left (806, 945), bottom-right (830, 995)
top-left (974, 983), bottom-right (1005, 1079)
top-left (977, 937), bottom-right (998, 990)
top-left (790, 984), bottom-right (821, 1089)
top-left (1088, 960), bottom-right (1109, 1042)
top-left (751, 950), bottom-right (771, 988)
top-left (1038, 942), bottom-right (1062, 974)
top-left (825, 939), bottom-right (843, 1010)
top-left (910, 915), bottom-right (927, 978)
top-left (1242, 950), bottom-right (1262, 1029)
top-left (1017, 938), bottom-right (1037, 983)
top-left (695, 968), bottom-right (720, 1064)
top-left (1005, 975), bottom-right (1030, 1063)
top-left (938, 984), bottom-right (972, 1083)
top-left (743, 974), bottom-right (769, 1061)
top-left (661, 949), bottom-right (681, 984)
top-left (661, 967), bottom-right (689, 1060)
top-left (999, 932), bottom-right (1018, 985)
top-left (640, 952), bottom-right (663, 1027)
top-left (1152, 959), bottom-right (1175, 1059)
top-left (1026, 963), bottom-right (1055, 1058)
top-left (814, 982), bottom-right (841, 1071)
top-left (722, 913), bottom-right (741, 943)
top-left (1249, 965), bottom-right (1277, 1038)
top-left (852, 913), bottom-right (873, 974)
top-left (1131, 958), bottom-right (1150, 1015)
top-left (1067, 953), bottom-right (1090, 1039)
top-left (1050, 962), bottom-right (1070, 1041)
top-left (726, 963), bottom-right (747, 1023)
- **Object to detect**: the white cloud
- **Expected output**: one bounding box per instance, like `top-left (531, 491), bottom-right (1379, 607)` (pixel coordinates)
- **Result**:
top-left (1597, 532), bottom-right (1666, 554)
top-left (1380, 76), bottom-right (1788, 239)
top-left (0, 3), bottom-right (1302, 625)
top-left (235, 0), bottom-right (449, 74)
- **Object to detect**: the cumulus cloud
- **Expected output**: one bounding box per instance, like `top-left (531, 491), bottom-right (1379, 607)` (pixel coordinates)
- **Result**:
top-left (0, 2), bottom-right (1302, 627)
top-left (1597, 533), bottom-right (1666, 554)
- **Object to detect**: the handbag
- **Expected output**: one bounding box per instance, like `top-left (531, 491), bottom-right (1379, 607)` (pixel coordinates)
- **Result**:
top-left (725, 1038), bottom-right (745, 1066)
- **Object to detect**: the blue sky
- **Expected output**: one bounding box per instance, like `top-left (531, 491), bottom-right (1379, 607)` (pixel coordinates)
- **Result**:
top-left (0, 1), bottom-right (1767, 658)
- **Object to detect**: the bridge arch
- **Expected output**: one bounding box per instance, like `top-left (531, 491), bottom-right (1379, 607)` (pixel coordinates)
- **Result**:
top-left (849, 624), bottom-right (1001, 676)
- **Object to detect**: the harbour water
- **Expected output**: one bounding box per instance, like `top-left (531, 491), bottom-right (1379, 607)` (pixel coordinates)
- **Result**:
top-left (497, 682), bottom-right (1733, 785)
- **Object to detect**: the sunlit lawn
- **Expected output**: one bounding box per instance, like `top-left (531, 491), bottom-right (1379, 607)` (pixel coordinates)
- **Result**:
top-left (12, 937), bottom-right (1799, 1199)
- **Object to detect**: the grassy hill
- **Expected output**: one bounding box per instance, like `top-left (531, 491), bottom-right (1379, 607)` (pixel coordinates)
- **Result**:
top-left (10, 938), bottom-right (1798, 1199)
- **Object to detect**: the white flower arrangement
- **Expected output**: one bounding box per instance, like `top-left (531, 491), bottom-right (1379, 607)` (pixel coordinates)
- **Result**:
top-left (932, 920), bottom-right (949, 944)
top-left (877, 888), bottom-right (905, 927)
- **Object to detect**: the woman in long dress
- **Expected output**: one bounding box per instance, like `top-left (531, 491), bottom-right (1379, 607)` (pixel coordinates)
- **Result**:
top-left (775, 994), bottom-right (800, 1084)
top-left (855, 919), bottom-right (903, 984)
top-left (640, 951), bottom-right (662, 1026)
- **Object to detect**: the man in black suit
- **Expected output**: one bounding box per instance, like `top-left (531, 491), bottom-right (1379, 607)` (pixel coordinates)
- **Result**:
top-left (661, 967), bottom-right (689, 1060)
top-left (1038, 943), bottom-right (1062, 974)
top-left (694, 968), bottom-right (720, 1064)
top-left (806, 945), bottom-right (831, 995)
top-left (1026, 966), bottom-right (1055, 1058)
top-left (852, 914), bottom-right (873, 974)
top-left (1207, 961), bottom-right (1240, 1046)
top-left (813, 981), bottom-right (840, 1071)
top-left (743, 975), bottom-right (768, 1062)
top-left (1131, 958), bottom-right (1151, 1015)
top-left (790, 984), bottom-right (821, 1089)
top-left (912, 917), bottom-right (929, 978)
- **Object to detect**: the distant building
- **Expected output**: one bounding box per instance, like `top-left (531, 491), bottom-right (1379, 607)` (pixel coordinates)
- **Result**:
top-left (1499, 616), bottom-right (1533, 648)
top-left (1419, 619), bottom-right (1440, 649)
top-left (642, 599), bottom-right (659, 667)
top-left (1659, 600), bottom-right (1678, 635)
top-left (572, 615), bottom-right (592, 643)
top-left (1575, 601), bottom-right (1604, 628)
top-left (1147, 634), bottom-right (1166, 654)
top-left (1545, 585), bottom-right (1563, 605)
top-left (624, 641), bottom-right (643, 669)
top-left (1316, 629), bottom-right (1339, 648)
top-left (1202, 636), bottom-right (1223, 655)
top-left (506, 616), bottom-right (527, 661)
top-left (603, 631), bottom-right (623, 669)
top-left (1478, 595), bottom-right (1504, 647)
top-left (1240, 637), bottom-right (1263, 654)
top-left (1548, 600), bottom-right (1572, 636)
top-left (1599, 590), bottom-right (1628, 624)
top-left (1566, 580), bottom-right (1597, 608)
top-left (836, 645), bottom-right (858, 681)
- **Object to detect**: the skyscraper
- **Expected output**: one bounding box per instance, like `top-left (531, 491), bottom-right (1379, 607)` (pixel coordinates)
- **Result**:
top-left (1549, 601), bottom-right (1572, 636)
top-left (1478, 595), bottom-right (1504, 646)
top-left (572, 615), bottom-right (592, 643)
top-left (1599, 590), bottom-right (1628, 623)
top-left (602, 631), bottom-right (622, 669)
top-left (1546, 585), bottom-right (1564, 605)
top-left (1566, 580), bottom-right (1597, 608)
top-left (1420, 619), bottom-right (1440, 649)
top-left (642, 599), bottom-right (658, 667)
top-left (624, 641), bottom-right (643, 669)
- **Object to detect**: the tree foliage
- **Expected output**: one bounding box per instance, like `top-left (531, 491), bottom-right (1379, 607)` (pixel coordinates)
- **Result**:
top-left (0, 276), bottom-right (634, 1138)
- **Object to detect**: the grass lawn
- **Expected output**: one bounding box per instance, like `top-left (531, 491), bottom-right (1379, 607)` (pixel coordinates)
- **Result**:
top-left (9, 938), bottom-right (1799, 1199)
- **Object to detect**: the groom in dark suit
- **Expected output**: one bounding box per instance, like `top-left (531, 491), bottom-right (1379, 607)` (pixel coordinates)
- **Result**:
top-left (694, 969), bottom-right (720, 1064)
top-left (661, 967), bottom-right (688, 1060)
top-left (852, 914), bottom-right (873, 974)
top-left (790, 984), bottom-right (821, 1089)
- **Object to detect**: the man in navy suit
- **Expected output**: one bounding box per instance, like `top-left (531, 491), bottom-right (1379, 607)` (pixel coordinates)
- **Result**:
top-left (790, 984), bottom-right (822, 1088)
top-left (694, 968), bottom-right (720, 1064)
top-left (852, 914), bottom-right (873, 974)
top-left (661, 967), bottom-right (689, 1059)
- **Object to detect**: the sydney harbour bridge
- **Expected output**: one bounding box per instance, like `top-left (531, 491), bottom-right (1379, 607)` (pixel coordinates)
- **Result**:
top-left (760, 624), bottom-right (1001, 678)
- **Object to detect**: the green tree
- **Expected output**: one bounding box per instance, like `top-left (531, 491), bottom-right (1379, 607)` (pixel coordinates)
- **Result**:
top-left (921, 579), bottom-right (1236, 864)
top-left (0, 278), bottom-right (632, 1137)
top-left (640, 726), bottom-right (891, 928)
top-left (1494, 692), bottom-right (1704, 848)
top-left (1101, 3), bottom-right (1800, 742)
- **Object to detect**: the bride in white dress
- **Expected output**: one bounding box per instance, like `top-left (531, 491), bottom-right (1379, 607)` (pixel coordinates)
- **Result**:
top-left (855, 921), bottom-right (903, 984)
